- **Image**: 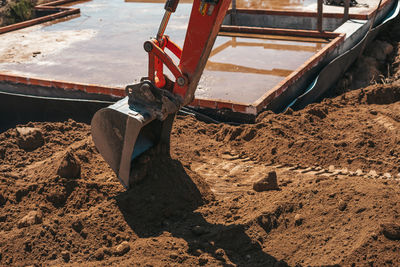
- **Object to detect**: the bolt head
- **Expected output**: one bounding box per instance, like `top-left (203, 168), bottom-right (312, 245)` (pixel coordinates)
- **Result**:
top-left (143, 42), bottom-right (153, 52)
top-left (177, 77), bottom-right (185, 86)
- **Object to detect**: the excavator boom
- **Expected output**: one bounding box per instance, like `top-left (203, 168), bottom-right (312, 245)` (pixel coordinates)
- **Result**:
top-left (91, 0), bottom-right (231, 188)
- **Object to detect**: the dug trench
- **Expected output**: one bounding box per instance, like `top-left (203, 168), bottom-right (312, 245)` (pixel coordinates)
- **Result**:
top-left (1, 14), bottom-right (400, 267)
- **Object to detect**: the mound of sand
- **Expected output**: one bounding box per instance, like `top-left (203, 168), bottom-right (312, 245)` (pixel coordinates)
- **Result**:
top-left (0, 83), bottom-right (399, 266)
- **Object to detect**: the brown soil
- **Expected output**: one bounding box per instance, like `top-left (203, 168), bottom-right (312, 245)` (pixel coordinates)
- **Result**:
top-left (1, 82), bottom-right (400, 266)
top-left (1, 13), bottom-right (400, 267)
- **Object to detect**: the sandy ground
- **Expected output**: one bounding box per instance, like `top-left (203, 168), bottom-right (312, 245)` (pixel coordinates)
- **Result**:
top-left (1, 7), bottom-right (400, 267)
top-left (0, 82), bottom-right (400, 266)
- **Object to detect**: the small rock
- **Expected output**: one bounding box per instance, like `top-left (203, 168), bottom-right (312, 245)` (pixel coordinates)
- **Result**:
top-left (103, 247), bottom-right (112, 256)
top-left (61, 251), bottom-right (70, 262)
top-left (328, 165), bottom-right (335, 173)
top-left (198, 256), bottom-right (208, 266)
top-left (57, 151), bottom-right (81, 179)
top-left (258, 213), bottom-right (278, 233)
top-left (294, 214), bottom-right (304, 226)
top-left (253, 171), bottom-right (279, 192)
top-left (114, 241), bottom-right (130, 256)
top-left (355, 169), bottom-right (363, 176)
top-left (18, 211), bottom-right (42, 228)
top-left (16, 127), bottom-right (44, 151)
top-left (169, 253), bottom-right (179, 259)
top-left (94, 248), bottom-right (105, 260)
top-left (383, 173), bottom-right (392, 179)
top-left (340, 168), bottom-right (349, 175)
top-left (338, 200), bottom-right (347, 211)
top-left (215, 248), bottom-right (225, 260)
top-left (381, 223), bottom-right (400, 240)
top-left (368, 170), bottom-right (378, 178)
top-left (371, 232), bottom-right (378, 240)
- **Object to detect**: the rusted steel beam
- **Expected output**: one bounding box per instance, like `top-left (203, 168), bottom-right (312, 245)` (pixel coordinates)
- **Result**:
top-left (317, 0), bottom-right (323, 32)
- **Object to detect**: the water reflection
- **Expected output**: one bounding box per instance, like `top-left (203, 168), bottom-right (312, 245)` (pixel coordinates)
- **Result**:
top-left (124, 0), bottom-right (314, 10)
top-left (0, 0), bottom-right (329, 104)
top-left (199, 35), bottom-right (327, 102)
top-left (206, 35), bottom-right (326, 77)
top-left (234, 0), bottom-right (314, 9)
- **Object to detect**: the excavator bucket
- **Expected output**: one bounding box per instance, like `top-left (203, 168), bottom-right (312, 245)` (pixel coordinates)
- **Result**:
top-left (91, 0), bottom-right (231, 189)
top-left (91, 81), bottom-right (180, 189)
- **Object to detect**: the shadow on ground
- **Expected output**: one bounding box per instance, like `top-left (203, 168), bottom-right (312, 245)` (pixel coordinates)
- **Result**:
top-left (115, 155), bottom-right (286, 266)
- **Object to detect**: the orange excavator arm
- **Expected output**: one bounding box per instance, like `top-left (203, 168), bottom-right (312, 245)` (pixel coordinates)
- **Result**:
top-left (91, 0), bottom-right (231, 189)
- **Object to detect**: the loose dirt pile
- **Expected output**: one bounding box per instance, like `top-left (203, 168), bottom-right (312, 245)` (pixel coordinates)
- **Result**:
top-left (1, 11), bottom-right (400, 267)
top-left (1, 82), bottom-right (400, 266)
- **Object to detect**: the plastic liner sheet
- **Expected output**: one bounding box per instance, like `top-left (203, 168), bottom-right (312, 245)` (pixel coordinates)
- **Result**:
top-left (0, 90), bottom-right (112, 132)
top-left (288, 0), bottom-right (400, 111)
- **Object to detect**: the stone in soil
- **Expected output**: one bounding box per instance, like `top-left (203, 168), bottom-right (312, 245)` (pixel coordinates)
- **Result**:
top-left (114, 241), bottom-right (130, 256)
top-left (381, 223), bottom-right (400, 240)
top-left (94, 248), bottom-right (105, 260)
top-left (16, 127), bottom-right (44, 151)
top-left (368, 170), bottom-right (378, 178)
top-left (294, 214), bottom-right (304, 226)
top-left (355, 169), bottom-right (363, 176)
top-left (57, 150), bottom-right (81, 179)
top-left (253, 171), bottom-right (279, 192)
top-left (338, 200), bottom-right (347, 211)
top-left (17, 210), bottom-right (42, 228)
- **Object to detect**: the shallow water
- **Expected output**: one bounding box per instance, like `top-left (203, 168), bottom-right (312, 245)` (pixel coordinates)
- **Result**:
top-left (0, 0), bottom-right (328, 103)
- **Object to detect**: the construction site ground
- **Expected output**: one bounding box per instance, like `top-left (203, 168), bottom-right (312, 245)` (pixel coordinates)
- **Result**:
top-left (1, 13), bottom-right (400, 267)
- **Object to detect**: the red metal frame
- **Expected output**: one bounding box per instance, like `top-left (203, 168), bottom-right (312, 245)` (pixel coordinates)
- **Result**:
top-left (145, 0), bottom-right (231, 104)
top-left (147, 36), bottom-right (183, 89)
